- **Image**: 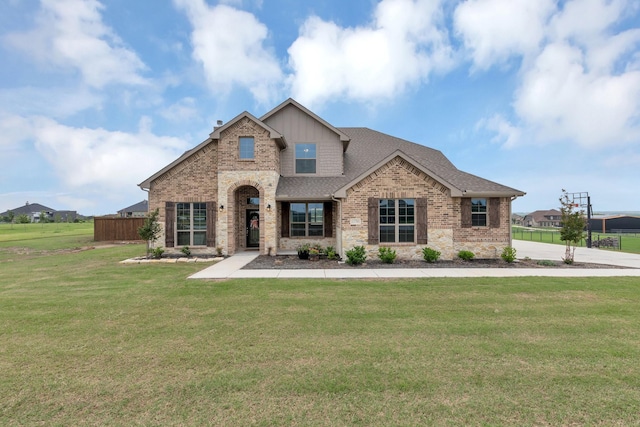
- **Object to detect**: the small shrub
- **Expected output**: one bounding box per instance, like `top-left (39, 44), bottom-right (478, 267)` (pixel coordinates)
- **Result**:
top-left (216, 246), bottom-right (223, 256)
top-left (346, 246), bottom-right (367, 265)
top-left (422, 247), bottom-right (441, 263)
top-left (377, 247), bottom-right (397, 264)
top-left (537, 259), bottom-right (556, 267)
top-left (458, 250), bottom-right (475, 261)
top-left (181, 246), bottom-right (191, 257)
top-left (501, 246), bottom-right (517, 263)
top-left (326, 246), bottom-right (338, 260)
top-left (151, 247), bottom-right (164, 259)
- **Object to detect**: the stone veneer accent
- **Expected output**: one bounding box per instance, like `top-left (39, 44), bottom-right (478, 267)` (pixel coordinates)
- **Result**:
top-left (339, 156), bottom-right (512, 260)
top-left (218, 173), bottom-right (279, 255)
top-left (146, 115), bottom-right (284, 256)
top-left (216, 118), bottom-right (281, 255)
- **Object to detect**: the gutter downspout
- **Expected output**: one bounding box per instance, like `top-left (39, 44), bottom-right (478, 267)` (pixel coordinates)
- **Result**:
top-left (510, 196), bottom-right (517, 246)
top-left (331, 195), bottom-right (343, 258)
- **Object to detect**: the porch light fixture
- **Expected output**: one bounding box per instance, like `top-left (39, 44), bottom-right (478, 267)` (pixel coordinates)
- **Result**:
top-left (267, 204), bottom-right (271, 211)
top-left (219, 204), bottom-right (224, 212)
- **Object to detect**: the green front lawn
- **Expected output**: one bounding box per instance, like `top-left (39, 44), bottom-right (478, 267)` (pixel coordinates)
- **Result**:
top-left (2, 230), bottom-right (640, 425)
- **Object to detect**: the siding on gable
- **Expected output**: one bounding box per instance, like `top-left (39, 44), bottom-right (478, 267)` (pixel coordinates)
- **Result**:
top-left (263, 104), bottom-right (343, 176)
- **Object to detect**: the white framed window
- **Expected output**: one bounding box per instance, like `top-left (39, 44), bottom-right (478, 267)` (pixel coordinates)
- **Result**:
top-left (379, 199), bottom-right (415, 243)
top-left (239, 137), bottom-right (254, 160)
top-left (290, 202), bottom-right (323, 237)
top-left (176, 202), bottom-right (207, 246)
top-left (295, 143), bottom-right (316, 174)
top-left (471, 198), bottom-right (487, 226)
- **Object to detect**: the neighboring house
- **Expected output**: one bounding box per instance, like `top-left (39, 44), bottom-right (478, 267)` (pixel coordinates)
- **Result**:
top-left (0, 202), bottom-right (78, 223)
top-left (511, 213), bottom-right (525, 226)
top-left (118, 200), bottom-right (149, 217)
top-left (523, 209), bottom-right (562, 228)
top-left (139, 99), bottom-right (525, 260)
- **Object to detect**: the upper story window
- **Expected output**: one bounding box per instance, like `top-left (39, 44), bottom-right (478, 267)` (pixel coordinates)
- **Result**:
top-left (471, 198), bottom-right (487, 226)
top-left (380, 199), bottom-right (415, 243)
top-left (239, 137), bottom-right (255, 160)
top-left (177, 202), bottom-right (207, 246)
top-left (295, 143), bottom-right (316, 174)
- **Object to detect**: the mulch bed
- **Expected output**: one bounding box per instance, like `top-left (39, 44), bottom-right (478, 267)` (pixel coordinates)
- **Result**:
top-left (243, 255), bottom-right (627, 270)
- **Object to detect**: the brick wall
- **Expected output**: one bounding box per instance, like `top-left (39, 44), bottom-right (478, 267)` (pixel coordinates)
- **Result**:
top-left (149, 143), bottom-right (218, 223)
top-left (340, 156), bottom-right (511, 260)
top-left (452, 196), bottom-right (511, 258)
top-left (218, 117), bottom-right (280, 173)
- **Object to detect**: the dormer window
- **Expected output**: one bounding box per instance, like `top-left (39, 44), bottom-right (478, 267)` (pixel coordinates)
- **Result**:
top-left (295, 143), bottom-right (316, 174)
top-left (239, 137), bottom-right (254, 160)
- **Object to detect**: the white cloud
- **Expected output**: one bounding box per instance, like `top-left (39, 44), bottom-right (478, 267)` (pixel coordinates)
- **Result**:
top-left (160, 97), bottom-right (200, 123)
top-left (0, 114), bottom-right (32, 150)
top-left (454, 0), bottom-right (556, 70)
top-left (461, 0), bottom-right (640, 150)
top-left (0, 86), bottom-right (103, 119)
top-left (173, 0), bottom-right (283, 104)
top-left (0, 114), bottom-right (189, 192)
top-left (286, 0), bottom-right (455, 107)
top-left (476, 114), bottom-right (522, 148)
top-left (3, 0), bottom-right (147, 88)
top-left (515, 42), bottom-right (640, 148)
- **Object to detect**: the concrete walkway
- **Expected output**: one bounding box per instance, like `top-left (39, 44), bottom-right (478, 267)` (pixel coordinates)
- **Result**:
top-left (188, 240), bottom-right (640, 279)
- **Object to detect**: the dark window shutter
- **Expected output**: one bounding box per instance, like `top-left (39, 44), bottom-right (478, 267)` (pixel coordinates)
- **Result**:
top-left (206, 202), bottom-right (216, 247)
top-left (461, 198), bottom-right (472, 228)
top-left (368, 198), bottom-right (379, 244)
top-left (489, 198), bottom-right (501, 228)
top-left (324, 201), bottom-right (333, 238)
top-left (165, 202), bottom-right (175, 247)
top-left (416, 198), bottom-right (428, 244)
top-left (281, 202), bottom-right (290, 238)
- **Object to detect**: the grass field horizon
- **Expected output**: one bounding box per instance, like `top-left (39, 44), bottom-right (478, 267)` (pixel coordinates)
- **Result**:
top-left (2, 224), bottom-right (640, 425)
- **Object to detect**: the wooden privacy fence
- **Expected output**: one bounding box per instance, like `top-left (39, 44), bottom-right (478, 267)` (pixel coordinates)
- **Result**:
top-left (94, 216), bottom-right (146, 241)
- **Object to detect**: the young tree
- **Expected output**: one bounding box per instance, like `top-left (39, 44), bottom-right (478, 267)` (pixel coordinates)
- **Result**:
top-left (559, 190), bottom-right (587, 264)
top-left (5, 210), bottom-right (15, 228)
top-left (138, 208), bottom-right (162, 257)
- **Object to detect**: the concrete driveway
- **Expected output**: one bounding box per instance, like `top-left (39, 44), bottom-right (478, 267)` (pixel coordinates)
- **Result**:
top-left (513, 240), bottom-right (640, 269)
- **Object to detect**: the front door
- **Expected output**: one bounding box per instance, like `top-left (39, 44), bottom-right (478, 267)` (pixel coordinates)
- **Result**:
top-left (246, 210), bottom-right (260, 248)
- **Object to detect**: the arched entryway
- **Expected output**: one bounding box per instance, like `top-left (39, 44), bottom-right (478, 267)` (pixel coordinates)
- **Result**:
top-left (233, 185), bottom-right (261, 252)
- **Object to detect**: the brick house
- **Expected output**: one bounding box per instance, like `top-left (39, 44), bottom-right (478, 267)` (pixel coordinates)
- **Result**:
top-left (523, 209), bottom-right (562, 228)
top-left (139, 99), bottom-right (525, 260)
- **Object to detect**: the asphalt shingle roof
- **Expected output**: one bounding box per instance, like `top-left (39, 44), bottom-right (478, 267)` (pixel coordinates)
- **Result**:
top-left (276, 127), bottom-right (524, 199)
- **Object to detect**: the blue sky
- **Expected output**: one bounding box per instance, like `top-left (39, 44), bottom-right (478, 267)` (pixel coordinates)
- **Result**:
top-left (1, 0), bottom-right (639, 216)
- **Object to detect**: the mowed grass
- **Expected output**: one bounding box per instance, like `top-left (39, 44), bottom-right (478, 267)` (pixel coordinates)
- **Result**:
top-left (2, 227), bottom-right (640, 425)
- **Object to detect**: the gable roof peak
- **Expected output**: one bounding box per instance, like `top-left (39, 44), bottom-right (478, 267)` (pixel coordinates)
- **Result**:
top-left (209, 110), bottom-right (283, 141)
top-left (261, 98), bottom-right (351, 144)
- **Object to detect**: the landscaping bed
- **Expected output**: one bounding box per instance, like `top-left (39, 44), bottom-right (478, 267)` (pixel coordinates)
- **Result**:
top-left (243, 255), bottom-right (627, 270)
